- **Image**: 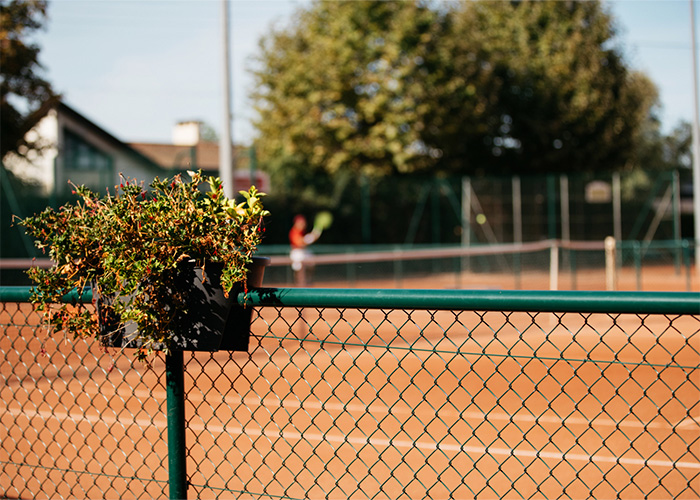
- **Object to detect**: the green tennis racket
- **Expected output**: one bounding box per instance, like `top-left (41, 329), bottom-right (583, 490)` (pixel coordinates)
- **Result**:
top-left (313, 211), bottom-right (333, 233)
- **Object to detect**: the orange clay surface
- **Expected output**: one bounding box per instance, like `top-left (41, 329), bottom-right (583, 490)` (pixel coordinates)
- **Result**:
top-left (1, 266), bottom-right (698, 499)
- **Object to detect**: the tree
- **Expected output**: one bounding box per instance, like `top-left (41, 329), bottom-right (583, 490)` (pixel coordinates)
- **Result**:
top-left (1, 0), bottom-right (58, 159)
top-left (661, 121), bottom-right (692, 171)
top-left (448, 0), bottom-right (658, 175)
top-left (250, 0), bottom-right (658, 185)
top-left (251, 0), bottom-right (451, 187)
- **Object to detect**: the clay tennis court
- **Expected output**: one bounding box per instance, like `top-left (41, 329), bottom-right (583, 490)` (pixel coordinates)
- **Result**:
top-left (1, 267), bottom-right (699, 499)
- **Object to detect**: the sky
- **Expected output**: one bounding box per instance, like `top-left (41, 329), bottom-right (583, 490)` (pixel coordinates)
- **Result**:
top-left (33, 0), bottom-right (700, 146)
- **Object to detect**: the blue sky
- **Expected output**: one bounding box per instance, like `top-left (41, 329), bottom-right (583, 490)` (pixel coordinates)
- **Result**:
top-left (36, 0), bottom-right (698, 145)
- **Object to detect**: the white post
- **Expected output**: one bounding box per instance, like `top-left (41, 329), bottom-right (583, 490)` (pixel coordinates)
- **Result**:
top-left (690, 0), bottom-right (700, 283)
top-left (461, 177), bottom-right (471, 249)
top-left (559, 175), bottom-right (570, 277)
top-left (605, 236), bottom-right (617, 291)
top-left (461, 177), bottom-right (471, 272)
top-left (549, 241), bottom-right (559, 291)
top-left (220, 0), bottom-right (234, 197)
top-left (512, 176), bottom-right (523, 289)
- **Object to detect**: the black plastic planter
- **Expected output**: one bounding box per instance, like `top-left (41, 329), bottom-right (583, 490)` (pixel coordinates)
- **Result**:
top-left (98, 256), bottom-right (269, 352)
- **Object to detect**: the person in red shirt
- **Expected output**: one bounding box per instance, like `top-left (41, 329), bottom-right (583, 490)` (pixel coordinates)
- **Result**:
top-left (289, 215), bottom-right (319, 285)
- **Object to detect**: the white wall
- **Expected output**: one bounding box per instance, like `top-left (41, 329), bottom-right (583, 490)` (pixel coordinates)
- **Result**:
top-left (3, 110), bottom-right (59, 196)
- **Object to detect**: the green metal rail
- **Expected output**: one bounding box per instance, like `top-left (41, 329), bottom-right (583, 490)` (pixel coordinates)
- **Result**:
top-left (240, 287), bottom-right (700, 314)
top-left (5, 286), bottom-right (698, 315)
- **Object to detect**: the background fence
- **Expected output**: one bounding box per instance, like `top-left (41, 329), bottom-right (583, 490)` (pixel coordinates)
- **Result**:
top-left (1, 287), bottom-right (699, 499)
top-left (3, 166), bottom-right (694, 257)
top-left (4, 238), bottom-right (697, 291)
top-left (261, 238), bottom-right (698, 291)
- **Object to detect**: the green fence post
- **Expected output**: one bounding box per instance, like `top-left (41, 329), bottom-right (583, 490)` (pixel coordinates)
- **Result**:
top-left (361, 175), bottom-right (372, 244)
top-left (431, 181), bottom-right (441, 244)
top-left (673, 171), bottom-right (681, 274)
top-left (683, 239), bottom-right (692, 291)
top-left (166, 350), bottom-right (188, 500)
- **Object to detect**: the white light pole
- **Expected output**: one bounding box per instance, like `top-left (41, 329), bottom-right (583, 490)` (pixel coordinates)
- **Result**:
top-left (691, 0), bottom-right (700, 283)
top-left (220, 0), bottom-right (234, 197)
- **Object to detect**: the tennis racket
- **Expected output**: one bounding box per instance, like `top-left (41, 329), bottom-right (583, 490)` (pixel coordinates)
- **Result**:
top-left (313, 211), bottom-right (333, 233)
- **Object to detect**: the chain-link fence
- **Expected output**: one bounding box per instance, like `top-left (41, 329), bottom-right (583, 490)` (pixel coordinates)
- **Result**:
top-left (2, 287), bottom-right (699, 499)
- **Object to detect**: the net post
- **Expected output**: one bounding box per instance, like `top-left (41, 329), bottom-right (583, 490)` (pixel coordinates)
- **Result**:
top-left (605, 236), bottom-right (617, 291)
top-left (549, 241), bottom-right (559, 291)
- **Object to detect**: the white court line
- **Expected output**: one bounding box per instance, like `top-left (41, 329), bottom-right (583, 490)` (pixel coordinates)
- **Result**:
top-left (12, 381), bottom-right (692, 436)
top-left (213, 393), bottom-right (695, 432)
top-left (5, 407), bottom-right (698, 472)
top-left (679, 416), bottom-right (700, 428)
top-left (124, 386), bottom-right (693, 431)
top-left (4, 406), bottom-right (166, 429)
top-left (212, 422), bottom-right (700, 472)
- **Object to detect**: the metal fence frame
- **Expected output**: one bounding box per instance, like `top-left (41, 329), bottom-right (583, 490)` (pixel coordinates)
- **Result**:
top-left (1, 285), bottom-right (699, 498)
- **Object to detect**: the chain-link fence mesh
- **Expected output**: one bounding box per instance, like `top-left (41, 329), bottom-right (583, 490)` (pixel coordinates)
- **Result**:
top-left (1, 301), bottom-right (169, 499)
top-left (2, 290), bottom-right (699, 499)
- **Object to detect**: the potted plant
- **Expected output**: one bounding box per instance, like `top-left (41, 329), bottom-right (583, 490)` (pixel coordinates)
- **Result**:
top-left (20, 170), bottom-right (270, 360)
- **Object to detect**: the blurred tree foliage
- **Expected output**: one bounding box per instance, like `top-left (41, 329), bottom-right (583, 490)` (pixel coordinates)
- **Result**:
top-left (447, 0), bottom-right (657, 176)
top-left (659, 121), bottom-right (692, 172)
top-left (1, 0), bottom-right (58, 159)
top-left (251, 0), bottom-right (659, 191)
top-left (252, 0), bottom-right (449, 208)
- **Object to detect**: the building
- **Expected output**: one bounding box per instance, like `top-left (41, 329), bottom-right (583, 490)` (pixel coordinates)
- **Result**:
top-left (2, 99), bottom-right (267, 197)
top-left (3, 99), bottom-right (161, 196)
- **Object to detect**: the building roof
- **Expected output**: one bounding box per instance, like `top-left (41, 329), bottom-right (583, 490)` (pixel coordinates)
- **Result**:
top-left (129, 141), bottom-right (251, 171)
